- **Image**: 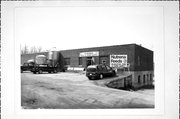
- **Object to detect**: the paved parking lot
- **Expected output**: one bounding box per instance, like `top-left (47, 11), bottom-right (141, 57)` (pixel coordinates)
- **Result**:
top-left (21, 72), bottom-right (154, 109)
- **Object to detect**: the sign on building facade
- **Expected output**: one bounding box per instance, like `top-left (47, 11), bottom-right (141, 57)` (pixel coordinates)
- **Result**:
top-left (79, 51), bottom-right (99, 57)
top-left (110, 54), bottom-right (127, 68)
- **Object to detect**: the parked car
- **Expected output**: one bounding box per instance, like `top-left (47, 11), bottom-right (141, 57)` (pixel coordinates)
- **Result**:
top-left (21, 62), bottom-right (35, 73)
top-left (86, 64), bottom-right (116, 80)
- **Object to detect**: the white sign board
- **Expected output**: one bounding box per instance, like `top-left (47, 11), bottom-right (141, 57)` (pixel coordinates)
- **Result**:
top-left (79, 51), bottom-right (99, 57)
top-left (110, 55), bottom-right (127, 68)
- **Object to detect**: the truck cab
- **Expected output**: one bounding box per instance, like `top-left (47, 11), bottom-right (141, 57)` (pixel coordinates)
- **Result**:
top-left (21, 62), bottom-right (35, 73)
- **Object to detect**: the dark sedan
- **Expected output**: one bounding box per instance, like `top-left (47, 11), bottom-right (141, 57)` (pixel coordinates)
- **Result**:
top-left (86, 64), bottom-right (116, 80)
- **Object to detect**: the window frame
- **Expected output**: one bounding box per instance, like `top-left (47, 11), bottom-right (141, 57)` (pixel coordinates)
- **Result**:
top-left (138, 75), bottom-right (141, 83)
top-left (64, 58), bottom-right (70, 66)
top-left (143, 74), bottom-right (146, 84)
top-left (78, 57), bottom-right (82, 66)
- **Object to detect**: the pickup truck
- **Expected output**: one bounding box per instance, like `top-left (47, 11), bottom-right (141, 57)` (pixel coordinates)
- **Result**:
top-left (31, 64), bottom-right (58, 74)
top-left (21, 62), bottom-right (35, 73)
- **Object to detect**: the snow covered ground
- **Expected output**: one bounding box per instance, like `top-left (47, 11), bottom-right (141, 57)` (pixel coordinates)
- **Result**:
top-left (21, 72), bottom-right (154, 109)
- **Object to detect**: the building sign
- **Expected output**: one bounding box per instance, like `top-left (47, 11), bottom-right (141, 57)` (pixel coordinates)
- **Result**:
top-left (79, 51), bottom-right (99, 57)
top-left (110, 55), bottom-right (127, 68)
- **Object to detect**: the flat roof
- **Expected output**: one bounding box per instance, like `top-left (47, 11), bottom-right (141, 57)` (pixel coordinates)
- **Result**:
top-left (60, 43), bottom-right (137, 52)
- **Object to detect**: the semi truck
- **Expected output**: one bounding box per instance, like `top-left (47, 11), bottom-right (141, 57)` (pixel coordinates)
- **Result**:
top-left (30, 50), bottom-right (64, 74)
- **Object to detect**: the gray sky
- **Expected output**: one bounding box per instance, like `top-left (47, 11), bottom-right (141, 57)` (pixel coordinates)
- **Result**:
top-left (16, 6), bottom-right (163, 51)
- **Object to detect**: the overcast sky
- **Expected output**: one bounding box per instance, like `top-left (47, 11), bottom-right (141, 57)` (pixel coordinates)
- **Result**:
top-left (15, 6), bottom-right (163, 51)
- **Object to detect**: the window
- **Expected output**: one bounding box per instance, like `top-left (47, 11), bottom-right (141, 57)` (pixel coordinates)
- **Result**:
top-left (24, 63), bottom-right (28, 66)
top-left (138, 75), bottom-right (141, 83)
top-left (64, 58), bottom-right (70, 65)
top-left (101, 65), bottom-right (107, 71)
top-left (143, 75), bottom-right (146, 84)
top-left (87, 68), bottom-right (96, 72)
top-left (106, 65), bottom-right (111, 70)
top-left (29, 63), bottom-right (34, 66)
top-left (150, 74), bottom-right (152, 81)
top-left (79, 57), bottom-right (82, 65)
top-left (97, 65), bottom-right (102, 71)
top-left (138, 56), bottom-right (140, 66)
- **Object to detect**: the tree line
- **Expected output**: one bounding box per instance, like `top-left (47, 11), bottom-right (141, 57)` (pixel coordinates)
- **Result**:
top-left (21, 45), bottom-right (45, 54)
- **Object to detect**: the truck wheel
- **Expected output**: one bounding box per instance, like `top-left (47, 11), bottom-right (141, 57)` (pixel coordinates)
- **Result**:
top-left (21, 69), bottom-right (23, 73)
top-left (99, 74), bottom-right (103, 79)
top-left (38, 70), bottom-right (42, 74)
top-left (53, 69), bottom-right (57, 73)
top-left (33, 72), bottom-right (36, 74)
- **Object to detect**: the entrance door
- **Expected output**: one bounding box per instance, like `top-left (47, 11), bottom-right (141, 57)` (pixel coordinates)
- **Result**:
top-left (86, 57), bottom-right (92, 67)
top-left (100, 56), bottom-right (109, 65)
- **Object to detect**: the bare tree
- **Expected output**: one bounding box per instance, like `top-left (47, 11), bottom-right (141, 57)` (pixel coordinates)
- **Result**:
top-left (30, 46), bottom-right (37, 54)
top-left (30, 46), bottom-right (34, 54)
top-left (37, 46), bottom-right (42, 53)
top-left (24, 45), bottom-right (28, 54)
top-left (21, 44), bottom-right (29, 54)
top-left (21, 45), bottom-right (45, 54)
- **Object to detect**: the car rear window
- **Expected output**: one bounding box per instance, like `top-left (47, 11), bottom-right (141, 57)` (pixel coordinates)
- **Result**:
top-left (87, 68), bottom-right (96, 72)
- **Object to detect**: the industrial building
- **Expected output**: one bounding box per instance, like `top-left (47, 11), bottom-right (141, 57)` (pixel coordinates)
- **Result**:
top-left (21, 44), bottom-right (154, 88)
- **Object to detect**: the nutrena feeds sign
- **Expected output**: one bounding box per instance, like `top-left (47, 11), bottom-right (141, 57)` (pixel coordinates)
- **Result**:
top-left (110, 55), bottom-right (127, 68)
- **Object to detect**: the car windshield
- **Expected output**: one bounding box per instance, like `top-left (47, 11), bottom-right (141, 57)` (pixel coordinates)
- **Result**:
top-left (23, 63), bottom-right (28, 66)
top-left (87, 68), bottom-right (96, 72)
